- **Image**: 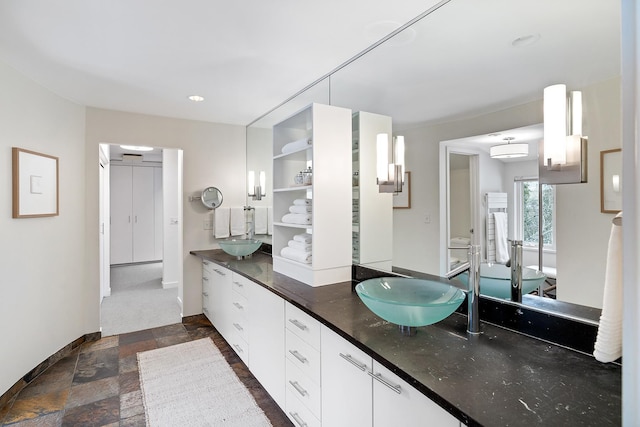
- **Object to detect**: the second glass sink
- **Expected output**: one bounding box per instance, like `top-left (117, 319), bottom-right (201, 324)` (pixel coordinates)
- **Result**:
top-left (355, 277), bottom-right (465, 327)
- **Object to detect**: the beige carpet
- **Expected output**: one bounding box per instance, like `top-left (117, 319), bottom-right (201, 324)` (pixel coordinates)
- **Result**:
top-left (137, 338), bottom-right (272, 426)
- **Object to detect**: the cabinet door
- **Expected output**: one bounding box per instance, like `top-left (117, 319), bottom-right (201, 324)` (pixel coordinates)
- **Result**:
top-left (321, 326), bottom-right (373, 427)
top-left (110, 165), bottom-right (133, 264)
top-left (132, 166), bottom-right (156, 262)
top-left (247, 278), bottom-right (285, 407)
top-left (372, 361), bottom-right (459, 427)
top-left (208, 264), bottom-right (232, 340)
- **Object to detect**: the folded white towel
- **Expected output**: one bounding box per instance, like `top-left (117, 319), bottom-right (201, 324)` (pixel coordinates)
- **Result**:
top-left (254, 207), bottom-right (268, 235)
top-left (281, 213), bottom-right (312, 225)
top-left (288, 239), bottom-right (312, 251)
top-left (594, 211), bottom-right (623, 363)
top-left (289, 205), bottom-right (312, 214)
top-left (267, 206), bottom-right (273, 235)
top-left (493, 212), bottom-right (509, 263)
top-left (214, 207), bottom-right (230, 238)
top-left (281, 246), bottom-right (312, 264)
top-left (281, 137), bottom-right (312, 154)
top-left (293, 233), bottom-right (312, 243)
top-left (230, 207), bottom-right (245, 237)
top-left (293, 198), bottom-right (312, 206)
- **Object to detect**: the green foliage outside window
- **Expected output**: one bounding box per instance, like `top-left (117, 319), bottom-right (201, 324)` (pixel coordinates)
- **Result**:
top-left (522, 181), bottom-right (554, 247)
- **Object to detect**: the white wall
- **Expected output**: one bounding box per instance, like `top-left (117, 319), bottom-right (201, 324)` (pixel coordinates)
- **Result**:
top-left (0, 61), bottom-right (88, 396)
top-left (395, 77), bottom-right (620, 308)
top-left (85, 108), bottom-right (246, 321)
top-left (162, 149), bottom-right (182, 291)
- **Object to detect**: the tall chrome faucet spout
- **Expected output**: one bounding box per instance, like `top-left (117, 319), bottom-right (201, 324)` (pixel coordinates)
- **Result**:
top-left (446, 245), bottom-right (481, 335)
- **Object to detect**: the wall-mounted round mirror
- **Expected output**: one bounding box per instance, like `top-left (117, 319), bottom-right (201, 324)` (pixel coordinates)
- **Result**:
top-left (201, 187), bottom-right (223, 209)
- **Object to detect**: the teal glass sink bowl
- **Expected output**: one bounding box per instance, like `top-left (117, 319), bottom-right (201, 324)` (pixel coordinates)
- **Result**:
top-left (457, 263), bottom-right (546, 300)
top-left (355, 277), bottom-right (465, 327)
top-left (218, 238), bottom-right (262, 259)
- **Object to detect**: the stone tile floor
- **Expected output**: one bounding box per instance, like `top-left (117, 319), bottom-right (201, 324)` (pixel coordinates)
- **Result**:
top-left (0, 316), bottom-right (292, 426)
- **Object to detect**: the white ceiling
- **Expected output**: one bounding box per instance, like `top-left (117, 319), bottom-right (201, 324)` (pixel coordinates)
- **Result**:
top-left (0, 0), bottom-right (621, 130)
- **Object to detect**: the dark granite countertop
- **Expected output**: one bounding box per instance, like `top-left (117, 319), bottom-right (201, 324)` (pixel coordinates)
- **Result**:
top-left (191, 249), bottom-right (621, 426)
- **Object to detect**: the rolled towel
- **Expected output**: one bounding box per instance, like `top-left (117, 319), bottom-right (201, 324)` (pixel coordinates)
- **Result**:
top-left (230, 207), bottom-right (245, 236)
top-left (293, 198), bottom-right (312, 206)
top-left (214, 207), bottom-right (230, 238)
top-left (281, 137), bottom-right (312, 154)
top-left (288, 239), bottom-right (312, 251)
top-left (289, 205), bottom-right (312, 214)
top-left (254, 206), bottom-right (268, 235)
top-left (293, 233), bottom-right (312, 243)
top-left (281, 246), bottom-right (312, 264)
top-left (593, 211), bottom-right (623, 363)
top-left (281, 213), bottom-right (312, 225)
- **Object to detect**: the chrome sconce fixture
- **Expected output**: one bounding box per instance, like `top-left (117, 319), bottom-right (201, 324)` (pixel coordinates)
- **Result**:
top-left (376, 133), bottom-right (405, 193)
top-left (248, 170), bottom-right (266, 201)
top-left (540, 84), bottom-right (588, 184)
top-left (490, 136), bottom-right (529, 159)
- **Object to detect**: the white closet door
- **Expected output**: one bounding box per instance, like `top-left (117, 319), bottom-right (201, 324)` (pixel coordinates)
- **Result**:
top-left (110, 165), bottom-right (133, 264)
top-left (153, 167), bottom-right (163, 260)
top-left (132, 166), bottom-right (156, 262)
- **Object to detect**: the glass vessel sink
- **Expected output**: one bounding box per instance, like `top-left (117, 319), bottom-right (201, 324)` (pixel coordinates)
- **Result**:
top-left (218, 238), bottom-right (262, 259)
top-left (355, 277), bottom-right (465, 327)
top-left (457, 263), bottom-right (546, 300)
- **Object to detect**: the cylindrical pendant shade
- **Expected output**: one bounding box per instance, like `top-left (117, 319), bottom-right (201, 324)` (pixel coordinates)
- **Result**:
top-left (489, 143), bottom-right (529, 159)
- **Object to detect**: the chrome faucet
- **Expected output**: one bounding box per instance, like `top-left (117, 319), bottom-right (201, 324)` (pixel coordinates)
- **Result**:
top-left (446, 244), bottom-right (481, 335)
top-left (244, 206), bottom-right (255, 239)
top-left (510, 240), bottom-right (523, 303)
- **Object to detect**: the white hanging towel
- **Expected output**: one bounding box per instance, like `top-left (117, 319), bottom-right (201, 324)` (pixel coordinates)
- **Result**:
top-left (254, 207), bottom-right (268, 235)
top-left (230, 207), bottom-right (245, 236)
top-left (593, 212), bottom-right (623, 363)
top-left (214, 207), bottom-right (230, 238)
top-left (493, 212), bottom-right (509, 263)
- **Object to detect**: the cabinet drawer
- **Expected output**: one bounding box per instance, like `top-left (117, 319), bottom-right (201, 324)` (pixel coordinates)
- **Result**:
top-left (286, 329), bottom-right (320, 384)
top-left (231, 272), bottom-right (251, 297)
top-left (229, 332), bottom-right (249, 365)
top-left (286, 359), bottom-right (321, 419)
top-left (286, 389), bottom-right (321, 427)
top-left (202, 259), bottom-right (214, 274)
top-left (230, 315), bottom-right (249, 342)
top-left (286, 302), bottom-right (321, 350)
top-left (230, 292), bottom-right (248, 319)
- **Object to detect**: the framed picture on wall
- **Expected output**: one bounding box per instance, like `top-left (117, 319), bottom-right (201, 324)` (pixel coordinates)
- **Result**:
top-left (12, 147), bottom-right (59, 218)
top-left (393, 171), bottom-right (411, 209)
top-left (600, 148), bottom-right (622, 214)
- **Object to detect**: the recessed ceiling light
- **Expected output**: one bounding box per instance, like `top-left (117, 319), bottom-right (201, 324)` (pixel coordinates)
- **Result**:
top-left (512, 33), bottom-right (541, 48)
top-left (188, 95), bottom-right (205, 102)
top-left (120, 145), bottom-right (153, 152)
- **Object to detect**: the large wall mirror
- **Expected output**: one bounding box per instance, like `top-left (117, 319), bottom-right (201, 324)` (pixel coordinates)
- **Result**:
top-left (246, 0), bottom-right (621, 317)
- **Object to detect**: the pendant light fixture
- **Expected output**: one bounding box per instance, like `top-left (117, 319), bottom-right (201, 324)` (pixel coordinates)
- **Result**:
top-left (490, 137), bottom-right (529, 159)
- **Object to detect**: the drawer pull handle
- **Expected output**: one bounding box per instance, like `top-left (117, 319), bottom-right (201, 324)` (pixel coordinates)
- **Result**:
top-left (288, 318), bottom-right (308, 331)
top-left (203, 277), bottom-right (209, 281)
top-left (233, 323), bottom-right (244, 332)
top-left (339, 353), bottom-right (367, 372)
top-left (289, 412), bottom-right (308, 427)
top-left (368, 372), bottom-right (402, 394)
top-left (233, 302), bottom-right (244, 310)
top-left (233, 344), bottom-right (243, 353)
top-left (288, 380), bottom-right (308, 397)
top-left (213, 269), bottom-right (226, 276)
top-left (233, 281), bottom-right (244, 287)
top-left (288, 350), bottom-right (308, 364)
top-left (203, 292), bottom-right (209, 297)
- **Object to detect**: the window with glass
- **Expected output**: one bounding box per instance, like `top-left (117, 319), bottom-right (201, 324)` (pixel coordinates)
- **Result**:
top-left (515, 179), bottom-right (556, 250)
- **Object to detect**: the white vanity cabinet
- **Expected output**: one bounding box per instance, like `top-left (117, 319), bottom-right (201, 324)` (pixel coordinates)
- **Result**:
top-left (272, 103), bottom-right (352, 286)
top-left (202, 261), bottom-right (232, 341)
top-left (321, 325), bottom-right (460, 427)
top-left (285, 302), bottom-right (322, 427)
top-left (228, 273), bottom-right (250, 364)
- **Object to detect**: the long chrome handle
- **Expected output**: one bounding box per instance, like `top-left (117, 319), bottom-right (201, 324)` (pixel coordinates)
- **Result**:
top-left (202, 291), bottom-right (209, 297)
top-left (288, 318), bottom-right (308, 331)
top-left (233, 280), bottom-right (244, 288)
top-left (339, 353), bottom-right (367, 371)
top-left (233, 302), bottom-right (244, 310)
top-left (213, 269), bottom-right (226, 276)
top-left (289, 412), bottom-right (308, 427)
top-left (288, 380), bottom-right (308, 397)
top-left (368, 372), bottom-right (401, 394)
top-left (288, 350), bottom-right (308, 364)
top-left (203, 277), bottom-right (209, 282)
top-left (233, 323), bottom-right (243, 332)
top-left (233, 344), bottom-right (243, 353)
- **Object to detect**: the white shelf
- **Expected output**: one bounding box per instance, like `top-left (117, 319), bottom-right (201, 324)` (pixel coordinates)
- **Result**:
top-left (274, 222), bottom-right (312, 229)
top-left (274, 185), bottom-right (312, 193)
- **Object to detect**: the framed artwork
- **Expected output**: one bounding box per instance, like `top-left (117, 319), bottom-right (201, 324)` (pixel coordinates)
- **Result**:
top-left (393, 171), bottom-right (411, 209)
top-left (12, 147), bottom-right (59, 218)
top-left (600, 148), bottom-right (622, 214)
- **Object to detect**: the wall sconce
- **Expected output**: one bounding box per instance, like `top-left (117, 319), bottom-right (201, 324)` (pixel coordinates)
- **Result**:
top-left (376, 134), bottom-right (404, 193)
top-left (248, 170), bottom-right (266, 200)
top-left (540, 84), bottom-right (588, 184)
top-left (612, 174), bottom-right (620, 193)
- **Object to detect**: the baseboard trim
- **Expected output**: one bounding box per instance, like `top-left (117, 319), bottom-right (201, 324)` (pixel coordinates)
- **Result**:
top-left (162, 280), bottom-right (178, 289)
top-left (0, 331), bottom-right (101, 411)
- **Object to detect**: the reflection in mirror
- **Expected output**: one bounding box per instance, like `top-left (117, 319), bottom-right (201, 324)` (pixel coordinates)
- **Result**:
top-left (247, 0), bottom-right (621, 316)
top-left (201, 187), bottom-right (223, 210)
